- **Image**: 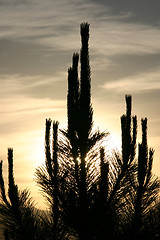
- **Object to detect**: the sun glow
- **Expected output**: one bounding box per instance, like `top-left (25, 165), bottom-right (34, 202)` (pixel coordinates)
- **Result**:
top-left (27, 132), bottom-right (46, 168)
top-left (109, 132), bottom-right (121, 152)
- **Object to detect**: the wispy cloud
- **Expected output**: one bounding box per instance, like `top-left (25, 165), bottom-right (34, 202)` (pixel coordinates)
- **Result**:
top-left (92, 23), bottom-right (160, 58)
top-left (0, 73), bottom-right (64, 89)
top-left (0, 72), bottom-right (67, 98)
top-left (0, 73), bottom-right (66, 136)
top-left (1, 0), bottom-right (160, 56)
top-left (102, 68), bottom-right (160, 93)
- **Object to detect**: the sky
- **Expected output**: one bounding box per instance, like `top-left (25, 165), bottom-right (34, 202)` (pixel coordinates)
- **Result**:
top-left (0, 0), bottom-right (160, 209)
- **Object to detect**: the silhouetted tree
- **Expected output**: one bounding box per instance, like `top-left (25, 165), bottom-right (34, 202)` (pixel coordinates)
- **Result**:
top-left (35, 119), bottom-right (69, 239)
top-left (130, 118), bottom-right (160, 240)
top-left (91, 96), bottom-right (160, 240)
top-left (65, 22), bottom-right (106, 240)
top-left (0, 149), bottom-right (45, 240)
top-left (4, 229), bottom-right (9, 240)
top-left (36, 23), bottom-right (107, 239)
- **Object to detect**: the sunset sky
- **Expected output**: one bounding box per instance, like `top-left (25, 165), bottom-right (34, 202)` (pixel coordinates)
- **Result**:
top-left (0, 0), bottom-right (160, 209)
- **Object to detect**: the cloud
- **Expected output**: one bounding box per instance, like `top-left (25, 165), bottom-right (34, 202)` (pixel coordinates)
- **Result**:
top-left (102, 68), bottom-right (160, 93)
top-left (0, 0), bottom-right (105, 43)
top-left (92, 0), bottom-right (160, 26)
top-left (0, 96), bottom-right (65, 116)
top-left (0, 74), bottom-right (66, 137)
top-left (0, 72), bottom-right (67, 98)
top-left (91, 23), bottom-right (160, 59)
top-left (0, 95), bottom-right (65, 128)
top-left (0, 0), bottom-right (160, 84)
top-left (0, 0), bottom-right (160, 56)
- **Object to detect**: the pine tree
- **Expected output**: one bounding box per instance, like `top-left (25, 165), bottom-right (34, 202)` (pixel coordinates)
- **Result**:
top-left (131, 118), bottom-right (160, 240)
top-left (0, 149), bottom-right (43, 240)
top-left (35, 120), bottom-right (68, 239)
top-left (62, 22), bottom-right (107, 239)
top-left (90, 95), bottom-right (138, 240)
top-left (36, 23), bottom-right (107, 239)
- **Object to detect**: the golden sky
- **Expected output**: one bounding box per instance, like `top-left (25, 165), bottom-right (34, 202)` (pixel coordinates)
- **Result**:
top-left (0, 0), bottom-right (160, 209)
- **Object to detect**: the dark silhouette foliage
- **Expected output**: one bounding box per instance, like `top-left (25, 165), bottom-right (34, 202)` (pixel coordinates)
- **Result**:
top-left (0, 149), bottom-right (46, 240)
top-left (35, 23), bottom-right (160, 240)
top-left (0, 22), bottom-right (160, 240)
top-left (36, 22), bottom-right (107, 240)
